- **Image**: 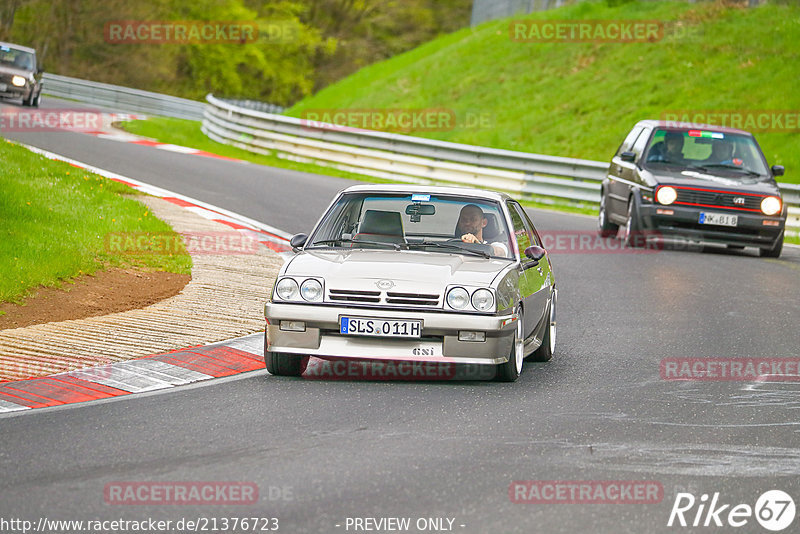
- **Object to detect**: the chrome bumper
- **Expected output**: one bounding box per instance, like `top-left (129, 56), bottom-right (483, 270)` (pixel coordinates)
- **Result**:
top-left (264, 302), bottom-right (517, 365)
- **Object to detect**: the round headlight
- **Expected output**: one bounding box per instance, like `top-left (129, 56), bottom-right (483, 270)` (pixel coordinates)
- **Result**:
top-left (656, 186), bottom-right (677, 206)
top-left (275, 278), bottom-right (299, 301)
top-left (761, 196), bottom-right (781, 216)
top-left (447, 287), bottom-right (470, 310)
top-left (11, 75), bottom-right (26, 87)
top-left (300, 279), bottom-right (323, 302)
top-left (471, 289), bottom-right (495, 312)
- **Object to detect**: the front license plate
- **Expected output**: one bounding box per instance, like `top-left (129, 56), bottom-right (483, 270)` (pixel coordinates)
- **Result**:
top-left (340, 316), bottom-right (422, 338)
top-left (699, 212), bottom-right (738, 227)
top-left (0, 83), bottom-right (6, 91)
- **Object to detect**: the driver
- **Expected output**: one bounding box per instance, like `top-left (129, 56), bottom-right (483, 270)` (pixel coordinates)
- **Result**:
top-left (457, 204), bottom-right (509, 257)
top-left (647, 131), bottom-right (686, 164)
top-left (706, 140), bottom-right (739, 166)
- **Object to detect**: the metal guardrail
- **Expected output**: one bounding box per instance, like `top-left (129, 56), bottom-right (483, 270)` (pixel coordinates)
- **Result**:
top-left (202, 94), bottom-right (800, 234)
top-left (42, 73), bottom-right (205, 120)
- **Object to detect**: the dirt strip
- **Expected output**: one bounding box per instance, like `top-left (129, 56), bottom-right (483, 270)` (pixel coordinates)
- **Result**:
top-left (0, 196), bottom-right (283, 382)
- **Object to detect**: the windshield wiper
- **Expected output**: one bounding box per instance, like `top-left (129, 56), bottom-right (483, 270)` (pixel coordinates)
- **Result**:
top-left (310, 238), bottom-right (405, 251)
top-left (697, 163), bottom-right (762, 177)
top-left (409, 241), bottom-right (491, 259)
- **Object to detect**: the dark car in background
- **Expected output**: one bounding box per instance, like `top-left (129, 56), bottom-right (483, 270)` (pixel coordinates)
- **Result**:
top-left (599, 120), bottom-right (786, 257)
top-left (0, 42), bottom-right (43, 107)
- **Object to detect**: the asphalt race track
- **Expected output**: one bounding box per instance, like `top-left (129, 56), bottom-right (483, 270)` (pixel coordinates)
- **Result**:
top-left (1, 98), bottom-right (800, 533)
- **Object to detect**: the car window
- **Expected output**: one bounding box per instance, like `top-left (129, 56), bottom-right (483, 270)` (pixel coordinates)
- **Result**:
top-left (308, 193), bottom-right (514, 259)
top-left (616, 127), bottom-right (643, 157)
top-left (0, 46), bottom-right (34, 70)
top-left (508, 202), bottom-right (537, 258)
top-left (631, 128), bottom-right (652, 160)
top-left (643, 128), bottom-right (769, 176)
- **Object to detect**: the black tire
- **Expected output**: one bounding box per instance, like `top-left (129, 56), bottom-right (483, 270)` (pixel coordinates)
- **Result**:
top-left (30, 92), bottom-right (40, 108)
top-left (495, 307), bottom-right (523, 382)
top-left (621, 198), bottom-right (644, 248)
top-left (760, 232), bottom-right (784, 258)
top-left (264, 332), bottom-right (307, 376)
top-left (529, 288), bottom-right (557, 363)
top-left (598, 192), bottom-right (619, 238)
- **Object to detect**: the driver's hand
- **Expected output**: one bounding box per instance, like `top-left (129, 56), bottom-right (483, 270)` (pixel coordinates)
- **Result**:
top-left (461, 233), bottom-right (479, 244)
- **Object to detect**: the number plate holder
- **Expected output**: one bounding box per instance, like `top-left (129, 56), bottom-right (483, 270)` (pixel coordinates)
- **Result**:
top-left (340, 316), bottom-right (422, 339)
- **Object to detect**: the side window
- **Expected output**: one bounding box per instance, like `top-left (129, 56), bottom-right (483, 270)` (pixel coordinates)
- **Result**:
top-left (631, 128), bottom-right (652, 161)
top-left (616, 127), bottom-right (643, 157)
top-left (508, 202), bottom-right (537, 257)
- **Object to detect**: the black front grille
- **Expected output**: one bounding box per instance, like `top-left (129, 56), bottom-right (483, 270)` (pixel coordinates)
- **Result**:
top-left (385, 292), bottom-right (439, 306)
top-left (674, 188), bottom-right (763, 211)
top-left (329, 289), bottom-right (380, 303)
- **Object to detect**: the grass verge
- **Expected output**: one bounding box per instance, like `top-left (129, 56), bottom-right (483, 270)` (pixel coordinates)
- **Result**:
top-left (0, 139), bottom-right (192, 304)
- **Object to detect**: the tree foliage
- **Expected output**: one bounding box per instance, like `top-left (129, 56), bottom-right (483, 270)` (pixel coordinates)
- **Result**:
top-left (3, 0), bottom-right (470, 105)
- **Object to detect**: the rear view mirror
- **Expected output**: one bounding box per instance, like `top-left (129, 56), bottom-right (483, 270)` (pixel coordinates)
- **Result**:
top-left (524, 246), bottom-right (546, 264)
top-left (771, 165), bottom-right (785, 177)
top-left (290, 233), bottom-right (308, 251)
top-left (620, 151), bottom-right (636, 163)
top-left (405, 203), bottom-right (435, 222)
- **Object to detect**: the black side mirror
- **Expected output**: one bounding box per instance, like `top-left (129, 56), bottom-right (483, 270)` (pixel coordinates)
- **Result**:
top-left (620, 151), bottom-right (636, 163)
top-left (290, 233), bottom-right (308, 251)
top-left (771, 165), bottom-right (785, 177)
top-left (524, 245), bottom-right (546, 265)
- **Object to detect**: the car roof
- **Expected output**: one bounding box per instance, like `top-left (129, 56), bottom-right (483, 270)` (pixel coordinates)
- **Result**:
top-left (634, 119), bottom-right (753, 137)
top-left (0, 42), bottom-right (36, 54)
top-left (340, 184), bottom-right (512, 202)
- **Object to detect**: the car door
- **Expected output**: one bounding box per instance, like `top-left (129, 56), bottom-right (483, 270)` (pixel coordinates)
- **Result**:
top-left (508, 202), bottom-right (548, 341)
top-left (607, 126), bottom-right (642, 219)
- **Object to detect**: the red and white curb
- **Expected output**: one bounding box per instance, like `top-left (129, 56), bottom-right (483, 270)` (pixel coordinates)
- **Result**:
top-left (89, 129), bottom-right (245, 162)
top-left (0, 334), bottom-right (265, 413)
top-left (23, 144), bottom-right (292, 254)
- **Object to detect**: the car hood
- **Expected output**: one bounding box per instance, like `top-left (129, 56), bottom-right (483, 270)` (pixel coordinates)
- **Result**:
top-left (646, 168), bottom-right (780, 194)
top-left (285, 249), bottom-right (512, 292)
top-left (0, 65), bottom-right (32, 78)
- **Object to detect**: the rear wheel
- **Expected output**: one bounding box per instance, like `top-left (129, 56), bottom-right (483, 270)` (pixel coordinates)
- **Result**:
top-left (598, 193), bottom-right (619, 238)
top-left (760, 232), bottom-right (784, 258)
top-left (495, 307), bottom-right (524, 382)
top-left (529, 289), bottom-right (557, 362)
top-left (264, 332), bottom-right (307, 376)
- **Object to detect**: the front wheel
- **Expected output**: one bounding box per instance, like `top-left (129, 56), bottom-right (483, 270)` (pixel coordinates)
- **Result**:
top-left (529, 289), bottom-right (557, 362)
top-left (264, 332), bottom-right (307, 376)
top-left (760, 232), bottom-right (783, 258)
top-left (495, 307), bottom-right (524, 382)
top-left (622, 199), bottom-right (644, 248)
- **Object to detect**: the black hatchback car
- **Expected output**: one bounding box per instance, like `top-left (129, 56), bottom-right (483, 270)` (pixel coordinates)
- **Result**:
top-left (599, 120), bottom-right (786, 257)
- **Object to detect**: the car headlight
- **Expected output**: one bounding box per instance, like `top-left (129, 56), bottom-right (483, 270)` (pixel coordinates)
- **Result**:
top-left (471, 289), bottom-right (495, 312)
top-left (300, 279), bottom-right (323, 302)
top-left (11, 75), bottom-right (26, 87)
top-left (761, 196), bottom-right (781, 216)
top-left (656, 186), bottom-right (677, 206)
top-left (446, 287), bottom-right (470, 310)
top-left (275, 278), bottom-right (299, 301)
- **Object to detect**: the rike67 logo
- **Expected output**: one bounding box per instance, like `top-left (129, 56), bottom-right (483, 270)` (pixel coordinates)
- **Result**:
top-left (668, 490), bottom-right (796, 531)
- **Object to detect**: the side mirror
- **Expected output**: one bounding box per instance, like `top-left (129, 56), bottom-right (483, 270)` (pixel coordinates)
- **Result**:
top-left (524, 245), bottom-right (546, 264)
top-left (771, 165), bottom-right (785, 177)
top-left (620, 151), bottom-right (636, 163)
top-left (290, 233), bottom-right (307, 251)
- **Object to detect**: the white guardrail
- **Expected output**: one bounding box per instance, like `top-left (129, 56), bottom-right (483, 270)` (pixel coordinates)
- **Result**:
top-left (202, 94), bottom-right (800, 234)
top-left (42, 73), bottom-right (206, 120)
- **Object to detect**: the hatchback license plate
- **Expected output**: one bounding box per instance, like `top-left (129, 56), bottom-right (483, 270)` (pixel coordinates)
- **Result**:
top-left (340, 317), bottom-right (421, 338)
top-left (699, 212), bottom-right (738, 227)
top-left (0, 83), bottom-right (6, 92)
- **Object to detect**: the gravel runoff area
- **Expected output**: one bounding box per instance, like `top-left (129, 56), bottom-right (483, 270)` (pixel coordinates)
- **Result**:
top-left (0, 195), bottom-right (283, 382)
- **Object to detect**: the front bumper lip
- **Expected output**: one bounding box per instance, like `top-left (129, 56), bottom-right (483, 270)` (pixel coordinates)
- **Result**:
top-left (638, 203), bottom-right (784, 246)
top-left (265, 301), bottom-right (516, 364)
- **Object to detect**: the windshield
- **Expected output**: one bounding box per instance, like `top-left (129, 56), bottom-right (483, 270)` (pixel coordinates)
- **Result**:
top-left (0, 46), bottom-right (35, 71)
top-left (643, 128), bottom-right (769, 177)
top-left (307, 192), bottom-right (514, 259)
